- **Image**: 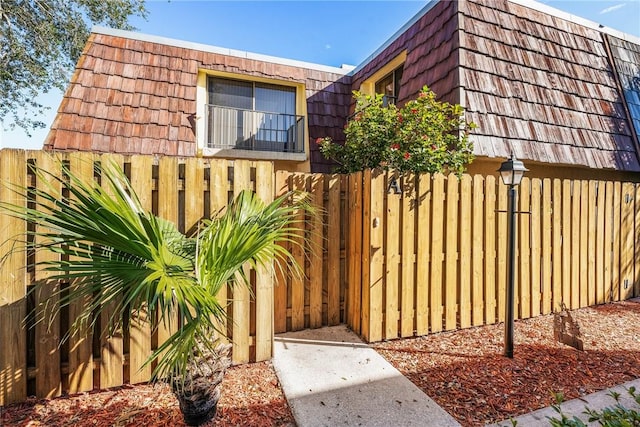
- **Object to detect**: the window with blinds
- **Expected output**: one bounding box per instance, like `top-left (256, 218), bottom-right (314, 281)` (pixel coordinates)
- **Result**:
top-left (375, 65), bottom-right (404, 106)
top-left (206, 77), bottom-right (303, 153)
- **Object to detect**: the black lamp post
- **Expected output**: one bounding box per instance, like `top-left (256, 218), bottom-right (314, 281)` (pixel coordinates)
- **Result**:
top-left (497, 155), bottom-right (528, 358)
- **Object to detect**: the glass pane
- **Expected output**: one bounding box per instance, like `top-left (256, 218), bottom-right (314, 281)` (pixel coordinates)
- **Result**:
top-left (375, 73), bottom-right (394, 98)
top-left (394, 66), bottom-right (404, 99)
top-left (208, 77), bottom-right (252, 110)
top-left (255, 83), bottom-right (296, 114)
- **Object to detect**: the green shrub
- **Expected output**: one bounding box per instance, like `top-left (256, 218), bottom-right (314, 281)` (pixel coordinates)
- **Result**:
top-left (317, 86), bottom-right (476, 175)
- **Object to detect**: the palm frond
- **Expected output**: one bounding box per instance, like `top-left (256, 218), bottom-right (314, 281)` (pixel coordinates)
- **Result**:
top-left (1, 156), bottom-right (311, 383)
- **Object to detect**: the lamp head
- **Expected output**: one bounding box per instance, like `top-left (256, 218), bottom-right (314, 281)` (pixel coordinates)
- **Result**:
top-left (498, 155), bottom-right (528, 186)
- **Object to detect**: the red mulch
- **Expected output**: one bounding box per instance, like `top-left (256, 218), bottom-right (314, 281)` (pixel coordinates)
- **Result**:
top-left (3, 301), bottom-right (639, 427)
top-left (0, 361), bottom-right (295, 427)
top-left (373, 300), bottom-right (640, 426)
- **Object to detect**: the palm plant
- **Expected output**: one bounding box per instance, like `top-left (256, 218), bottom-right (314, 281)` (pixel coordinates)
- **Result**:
top-left (3, 158), bottom-right (308, 425)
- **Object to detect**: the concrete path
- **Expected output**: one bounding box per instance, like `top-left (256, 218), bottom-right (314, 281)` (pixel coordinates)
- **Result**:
top-left (490, 378), bottom-right (640, 426)
top-left (272, 325), bottom-right (461, 427)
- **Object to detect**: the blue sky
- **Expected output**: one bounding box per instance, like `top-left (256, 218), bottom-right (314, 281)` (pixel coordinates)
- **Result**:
top-left (2, 0), bottom-right (639, 150)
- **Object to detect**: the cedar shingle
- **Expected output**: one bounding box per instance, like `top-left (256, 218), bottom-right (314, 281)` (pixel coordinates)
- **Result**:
top-left (45, 0), bottom-right (639, 173)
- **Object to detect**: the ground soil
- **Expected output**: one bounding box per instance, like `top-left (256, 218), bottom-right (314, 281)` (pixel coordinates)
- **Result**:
top-left (2, 300), bottom-right (638, 427)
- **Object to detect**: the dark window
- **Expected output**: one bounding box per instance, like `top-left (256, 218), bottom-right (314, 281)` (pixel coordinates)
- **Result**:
top-left (375, 65), bottom-right (404, 106)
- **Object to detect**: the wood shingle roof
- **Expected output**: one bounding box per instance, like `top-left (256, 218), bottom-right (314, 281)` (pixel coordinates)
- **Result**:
top-left (459, 0), bottom-right (640, 171)
top-left (44, 30), bottom-right (351, 162)
top-left (43, 0), bottom-right (640, 173)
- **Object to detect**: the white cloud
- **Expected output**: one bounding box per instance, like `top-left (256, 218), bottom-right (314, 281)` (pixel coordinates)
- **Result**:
top-left (325, 44), bottom-right (331, 49)
top-left (600, 3), bottom-right (626, 14)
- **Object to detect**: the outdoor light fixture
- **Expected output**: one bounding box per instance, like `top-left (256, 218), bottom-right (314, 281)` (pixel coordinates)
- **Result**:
top-left (498, 155), bottom-right (528, 186)
top-left (498, 155), bottom-right (528, 359)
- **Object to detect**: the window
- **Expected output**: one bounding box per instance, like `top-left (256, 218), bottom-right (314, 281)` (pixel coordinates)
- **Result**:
top-left (207, 77), bottom-right (303, 153)
top-left (375, 65), bottom-right (404, 106)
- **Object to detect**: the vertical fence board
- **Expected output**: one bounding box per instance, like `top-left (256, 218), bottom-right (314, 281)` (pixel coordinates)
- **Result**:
top-left (530, 179), bottom-right (541, 318)
top-left (445, 175), bottom-right (459, 330)
top-left (67, 153), bottom-right (94, 393)
top-left (274, 171), bottom-right (290, 333)
top-left (587, 181), bottom-right (597, 306)
top-left (430, 174), bottom-right (445, 332)
top-left (552, 179), bottom-right (562, 312)
top-left (128, 155), bottom-right (154, 384)
top-left (232, 160), bottom-right (252, 363)
top-left (472, 175), bottom-right (484, 326)
top-left (400, 174), bottom-right (416, 337)
top-left (99, 153), bottom-right (124, 389)
top-left (541, 179), bottom-right (552, 314)
top-left (579, 181), bottom-right (589, 308)
top-left (290, 173), bottom-right (306, 331)
top-left (32, 152), bottom-right (62, 398)
top-left (459, 175), bottom-right (472, 329)
top-left (518, 178), bottom-right (531, 319)
top-left (360, 171), bottom-right (372, 340)
top-left (635, 185), bottom-right (640, 297)
top-left (612, 182), bottom-right (622, 301)
top-left (208, 159), bottom-right (229, 342)
top-left (603, 182), bottom-right (614, 303)
top-left (496, 180), bottom-right (508, 322)
top-left (0, 150), bottom-right (27, 405)
top-left (368, 170), bottom-right (385, 342)
top-left (416, 173), bottom-right (431, 335)
top-left (621, 183), bottom-right (635, 300)
top-left (155, 155), bottom-right (179, 359)
top-left (309, 174), bottom-right (324, 329)
top-left (484, 175), bottom-right (497, 324)
top-left (561, 180), bottom-right (571, 308)
top-left (327, 175), bottom-right (341, 325)
top-left (347, 172), bottom-right (363, 334)
top-left (571, 182), bottom-right (581, 309)
top-left (255, 162), bottom-right (274, 361)
top-left (497, 181), bottom-right (508, 322)
top-left (596, 182), bottom-right (606, 304)
top-left (385, 172), bottom-right (401, 338)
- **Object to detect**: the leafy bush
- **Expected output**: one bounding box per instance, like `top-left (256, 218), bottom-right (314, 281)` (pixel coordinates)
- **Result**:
top-left (547, 387), bottom-right (640, 426)
top-left (317, 86), bottom-right (476, 174)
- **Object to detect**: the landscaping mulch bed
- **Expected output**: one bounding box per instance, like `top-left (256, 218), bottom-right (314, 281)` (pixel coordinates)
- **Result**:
top-left (0, 361), bottom-right (295, 427)
top-left (373, 299), bottom-right (640, 426)
top-left (3, 301), bottom-right (639, 427)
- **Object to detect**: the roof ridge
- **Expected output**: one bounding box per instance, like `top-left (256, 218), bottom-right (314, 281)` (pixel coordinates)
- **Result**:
top-left (509, 0), bottom-right (640, 45)
top-left (90, 26), bottom-right (355, 75)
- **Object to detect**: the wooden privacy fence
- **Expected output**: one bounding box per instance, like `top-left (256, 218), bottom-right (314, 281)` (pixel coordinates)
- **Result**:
top-left (347, 170), bottom-right (640, 342)
top-left (2, 148), bottom-right (640, 406)
top-left (0, 149), bottom-right (349, 405)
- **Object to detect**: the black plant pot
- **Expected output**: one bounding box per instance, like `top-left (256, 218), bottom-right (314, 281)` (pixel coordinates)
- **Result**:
top-left (172, 342), bottom-right (232, 426)
top-left (177, 394), bottom-right (219, 426)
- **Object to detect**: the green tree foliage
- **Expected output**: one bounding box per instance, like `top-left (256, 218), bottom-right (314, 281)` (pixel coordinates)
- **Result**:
top-left (318, 86), bottom-right (476, 175)
top-left (0, 0), bottom-right (146, 133)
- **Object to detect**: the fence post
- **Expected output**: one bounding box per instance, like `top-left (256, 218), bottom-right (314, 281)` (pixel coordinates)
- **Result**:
top-left (347, 172), bottom-right (363, 334)
top-left (255, 162), bottom-right (274, 361)
top-left (0, 149), bottom-right (28, 405)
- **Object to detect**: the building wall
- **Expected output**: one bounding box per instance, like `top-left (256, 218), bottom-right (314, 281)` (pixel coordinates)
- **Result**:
top-left (350, 0), bottom-right (461, 107)
top-left (45, 31), bottom-right (351, 173)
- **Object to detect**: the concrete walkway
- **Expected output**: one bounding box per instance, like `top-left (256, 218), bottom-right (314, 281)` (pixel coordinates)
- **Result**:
top-left (490, 378), bottom-right (640, 426)
top-left (272, 325), bottom-right (461, 427)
